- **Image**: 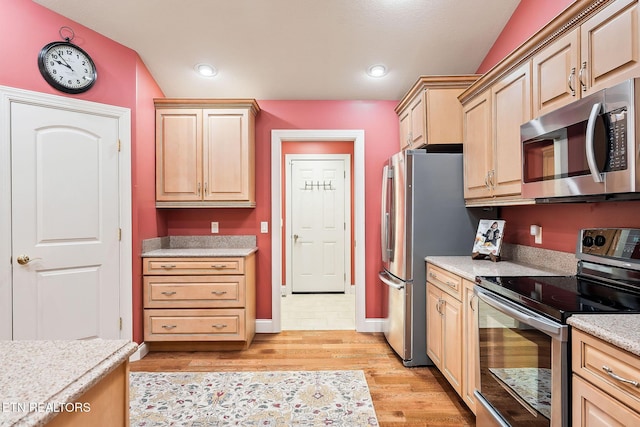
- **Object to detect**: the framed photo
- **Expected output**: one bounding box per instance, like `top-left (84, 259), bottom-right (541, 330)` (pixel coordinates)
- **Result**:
top-left (472, 220), bottom-right (505, 261)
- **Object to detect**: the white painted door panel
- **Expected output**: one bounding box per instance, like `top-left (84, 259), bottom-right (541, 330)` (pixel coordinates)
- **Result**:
top-left (291, 159), bottom-right (345, 293)
top-left (11, 102), bottom-right (120, 340)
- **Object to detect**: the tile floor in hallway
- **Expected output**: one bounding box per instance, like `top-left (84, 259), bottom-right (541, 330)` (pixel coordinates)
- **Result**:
top-left (281, 292), bottom-right (356, 330)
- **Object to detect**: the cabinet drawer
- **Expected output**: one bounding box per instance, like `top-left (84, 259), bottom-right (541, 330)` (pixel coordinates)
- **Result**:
top-left (143, 257), bottom-right (244, 275)
top-left (143, 276), bottom-right (245, 308)
top-left (572, 329), bottom-right (640, 410)
top-left (144, 309), bottom-right (245, 342)
top-left (427, 263), bottom-right (462, 300)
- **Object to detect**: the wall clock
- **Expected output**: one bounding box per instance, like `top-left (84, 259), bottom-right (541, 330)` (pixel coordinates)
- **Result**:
top-left (37, 38), bottom-right (97, 94)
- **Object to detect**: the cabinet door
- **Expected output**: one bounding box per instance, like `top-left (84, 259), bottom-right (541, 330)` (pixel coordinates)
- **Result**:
top-left (462, 280), bottom-right (478, 414)
top-left (441, 292), bottom-right (463, 396)
top-left (532, 28), bottom-right (580, 117)
top-left (426, 284), bottom-right (443, 368)
top-left (202, 108), bottom-right (255, 205)
top-left (581, 0), bottom-right (640, 94)
top-left (572, 375), bottom-right (640, 426)
top-left (156, 109), bottom-right (203, 201)
top-left (425, 88), bottom-right (465, 145)
top-left (408, 94), bottom-right (425, 148)
top-left (463, 90), bottom-right (492, 199)
top-left (492, 63), bottom-right (531, 197)
top-left (398, 108), bottom-right (411, 151)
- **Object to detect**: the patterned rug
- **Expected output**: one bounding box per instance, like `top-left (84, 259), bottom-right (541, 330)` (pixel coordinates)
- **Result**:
top-left (129, 370), bottom-right (379, 426)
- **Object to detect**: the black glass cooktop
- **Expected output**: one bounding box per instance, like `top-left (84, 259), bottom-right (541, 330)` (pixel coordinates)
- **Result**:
top-left (475, 274), bottom-right (640, 323)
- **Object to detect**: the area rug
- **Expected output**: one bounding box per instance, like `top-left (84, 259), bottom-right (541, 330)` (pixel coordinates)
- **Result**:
top-left (129, 370), bottom-right (379, 426)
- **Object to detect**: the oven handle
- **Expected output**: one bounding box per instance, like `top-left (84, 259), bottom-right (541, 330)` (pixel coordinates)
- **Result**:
top-left (585, 102), bottom-right (605, 183)
top-left (475, 287), bottom-right (568, 341)
top-left (474, 390), bottom-right (511, 427)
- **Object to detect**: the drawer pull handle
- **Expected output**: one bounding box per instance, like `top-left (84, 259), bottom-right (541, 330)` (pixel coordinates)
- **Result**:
top-left (161, 291), bottom-right (177, 296)
top-left (212, 324), bottom-right (228, 329)
top-left (161, 325), bottom-right (177, 330)
top-left (445, 281), bottom-right (457, 289)
top-left (602, 366), bottom-right (640, 388)
top-left (211, 291), bottom-right (228, 296)
top-left (160, 264), bottom-right (176, 269)
top-left (211, 264), bottom-right (228, 269)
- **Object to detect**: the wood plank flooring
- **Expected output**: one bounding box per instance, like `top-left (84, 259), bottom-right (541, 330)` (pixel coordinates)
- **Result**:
top-left (130, 330), bottom-right (476, 426)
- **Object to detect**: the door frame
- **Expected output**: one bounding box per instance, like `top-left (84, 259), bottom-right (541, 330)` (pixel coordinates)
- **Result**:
top-left (285, 154), bottom-right (352, 295)
top-left (0, 86), bottom-right (132, 341)
top-left (269, 129), bottom-right (379, 334)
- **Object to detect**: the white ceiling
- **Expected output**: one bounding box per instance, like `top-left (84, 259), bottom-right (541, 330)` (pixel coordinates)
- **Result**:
top-left (33, 0), bottom-right (520, 100)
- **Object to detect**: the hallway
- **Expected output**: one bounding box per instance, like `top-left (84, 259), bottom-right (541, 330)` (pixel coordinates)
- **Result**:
top-left (281, 293), bottom-right (356, 330)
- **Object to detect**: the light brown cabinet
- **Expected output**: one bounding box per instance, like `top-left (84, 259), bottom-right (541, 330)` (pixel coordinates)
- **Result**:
top-left (572, 328), bottom-right (640, 426)
top-left (463, 63), bottom-right (531, 203)
top-left (426, 264), bottom-right (464, 396)
top-left (532, 0), bottom-right (640, 117)
top-left (462, 279), bottom-right (479, 414)
top-left (142, 254), bottom-right (256, 349)
top-left (155, 99), bottom-right (259, 208)
top-left (396, 76), bottom-right (478, 151)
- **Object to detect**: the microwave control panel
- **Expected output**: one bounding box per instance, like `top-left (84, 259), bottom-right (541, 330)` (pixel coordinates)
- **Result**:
top-left (605, 107), bottom-right (627, 172)
top-left (580, 228), bottom-right (640, 260)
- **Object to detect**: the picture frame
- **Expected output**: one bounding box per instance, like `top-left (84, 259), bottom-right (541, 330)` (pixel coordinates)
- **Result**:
top-left (472, 219), bottom-right (506, 262)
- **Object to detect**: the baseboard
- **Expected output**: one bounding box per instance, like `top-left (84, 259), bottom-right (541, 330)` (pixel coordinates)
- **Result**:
top-left (255, 319), bottom-right (277, 334)
top-left (129, 342), bottom-right (149, 361)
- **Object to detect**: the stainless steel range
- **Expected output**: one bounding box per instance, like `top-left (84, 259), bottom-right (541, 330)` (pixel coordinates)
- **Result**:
top-left (474, 228), bottom-right (640, 427)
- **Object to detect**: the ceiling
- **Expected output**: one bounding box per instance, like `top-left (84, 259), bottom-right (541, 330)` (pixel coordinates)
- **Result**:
top-left (33, 0), bottom-right (520, 100)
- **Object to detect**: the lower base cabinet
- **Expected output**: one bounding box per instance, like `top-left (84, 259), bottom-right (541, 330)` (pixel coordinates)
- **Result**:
top-left (143, 253), bottom-right (256, 350)
top-left (571, 329), bottom-right (640, 426)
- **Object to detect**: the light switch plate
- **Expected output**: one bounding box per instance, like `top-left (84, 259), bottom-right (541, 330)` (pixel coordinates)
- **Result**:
top-left (260, 221), bottom-right (269, 233)
top-left (211, 222), bottom-right (219, 233)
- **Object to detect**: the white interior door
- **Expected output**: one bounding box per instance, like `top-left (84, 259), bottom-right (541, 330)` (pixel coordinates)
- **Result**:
top-left (289, 157), bottom-right (348, 293)
top-left (10, 101), bottom-right (121, 340)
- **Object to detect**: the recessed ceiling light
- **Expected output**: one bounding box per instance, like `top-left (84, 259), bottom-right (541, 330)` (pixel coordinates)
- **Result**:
top-left (367, 64), bottom-right (387, 78)
top-left (195, 63), bottom-right (217, 77)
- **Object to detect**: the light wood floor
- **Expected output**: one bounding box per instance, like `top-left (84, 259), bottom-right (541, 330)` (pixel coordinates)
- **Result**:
top-left (131, 330), bottom-right (476, 426)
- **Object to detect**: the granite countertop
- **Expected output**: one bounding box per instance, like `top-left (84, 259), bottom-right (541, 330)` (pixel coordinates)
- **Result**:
top-left (0, 339), bottom-right (137, 427)
top-left (568, 314), bottom-right (640, 357)
top-left (425, 255), bottom-right (569, 282)
top-left (141, 235), bottom-right (257, 258)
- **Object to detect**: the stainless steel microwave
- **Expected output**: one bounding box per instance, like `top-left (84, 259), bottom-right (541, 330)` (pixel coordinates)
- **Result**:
top-left (521, 78), bottom-right (640, 202)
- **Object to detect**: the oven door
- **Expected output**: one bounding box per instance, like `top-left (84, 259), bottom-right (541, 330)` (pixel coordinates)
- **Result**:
top-left (474, 287), bottom-right (569, 427)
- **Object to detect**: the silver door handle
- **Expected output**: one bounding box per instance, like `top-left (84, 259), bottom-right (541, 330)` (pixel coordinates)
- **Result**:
top-left (293, 234), bottom-right (300, 242)
top-left (378, 271), bottom-right (405, 290)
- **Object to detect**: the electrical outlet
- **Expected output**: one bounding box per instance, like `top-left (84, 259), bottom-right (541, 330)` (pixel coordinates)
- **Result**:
top-left (211, 222), bottom-right (219, 233)
top-left (260, 221), bottom-right (269, 233)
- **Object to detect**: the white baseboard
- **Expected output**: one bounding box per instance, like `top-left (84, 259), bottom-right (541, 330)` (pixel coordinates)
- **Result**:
top-left (129, 342), bottom-right (149, 361)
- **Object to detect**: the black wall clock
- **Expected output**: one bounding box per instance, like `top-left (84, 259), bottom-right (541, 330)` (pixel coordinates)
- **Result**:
top-left (38, 39), bottom-right (97, 94)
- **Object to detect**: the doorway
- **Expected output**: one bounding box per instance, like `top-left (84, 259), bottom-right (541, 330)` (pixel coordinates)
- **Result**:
top-left (0, 86), bottom-right (132, 340)
top-left (270, 129), bottom-right (370, 333)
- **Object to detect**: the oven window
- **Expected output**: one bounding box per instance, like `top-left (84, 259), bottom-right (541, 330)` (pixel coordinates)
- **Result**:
top-left (522, 116), bottom-right (608, 183)
top-left (477, 297), bottom-right (552, 426)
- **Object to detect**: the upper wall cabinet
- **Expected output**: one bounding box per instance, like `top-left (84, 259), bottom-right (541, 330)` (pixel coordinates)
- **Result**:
top-left (532, 0), bottom-right (640, 117)
top-left (395, 76), bottom-right (479, 151)
top-left (155, 99), bottom-right (260, 208)
top-left (463, 64), bottom-right (531, 202)
top-left (460, 0), bottom-right (638, 206)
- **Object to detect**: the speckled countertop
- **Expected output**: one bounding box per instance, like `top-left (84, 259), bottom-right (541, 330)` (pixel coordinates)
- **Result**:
top-left (0, 340), bottom-right (137, 427)
top-left (568, 315), bottom-right (640, 357)
top-left (141, 235), bottom-right (257, 258)
top-left (425, 255), bottom-right (571, 282)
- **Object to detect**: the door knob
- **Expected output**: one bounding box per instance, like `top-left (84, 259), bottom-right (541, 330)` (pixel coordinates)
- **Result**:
top-left (16, 255), bottom-right (40, 265)
top-left (293, 234), bottom-right (300, 242)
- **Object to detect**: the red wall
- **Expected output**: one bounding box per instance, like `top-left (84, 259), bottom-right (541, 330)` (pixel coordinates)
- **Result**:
top-left (164, 100), bottom-right (399, 318)
top-left (476, 0), bottom-right (575, 74)
top-left (1, 0), bottom-right (165, 343)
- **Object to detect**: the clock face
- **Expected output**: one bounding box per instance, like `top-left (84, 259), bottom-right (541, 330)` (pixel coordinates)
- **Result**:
top-left (38, 42), bottom-right (97, 94)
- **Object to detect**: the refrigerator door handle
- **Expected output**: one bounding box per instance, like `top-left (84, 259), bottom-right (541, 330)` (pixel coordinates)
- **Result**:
top-left (379, 271), bottom-right (405, 290)
top-left (381, 165), bottom-right (389, 263)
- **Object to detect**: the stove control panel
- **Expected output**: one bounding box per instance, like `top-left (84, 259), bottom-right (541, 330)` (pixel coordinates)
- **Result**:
top-left (579, 228), bottom-right (640, 260)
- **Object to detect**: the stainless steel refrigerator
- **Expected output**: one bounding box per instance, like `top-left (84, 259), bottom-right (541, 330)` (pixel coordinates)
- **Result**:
top-left (379, 150), bottom-right (484, 367)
